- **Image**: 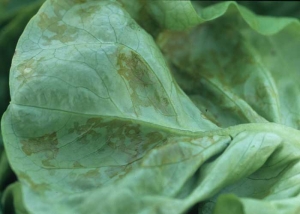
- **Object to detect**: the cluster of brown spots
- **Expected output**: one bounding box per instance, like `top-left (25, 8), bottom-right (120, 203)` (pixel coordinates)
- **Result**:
top-left (72, 2), bottom-right (103, 28)
top-left (38, 12), bottom-right (59, 30)
top-left (68, 117), bottom-right (167, 164)
top-left (68, 118), bottom-right (142, 146)
top-left (69, 118), bottom-right (126, 142)
top-left (68, 119), bottom-right (103, 144)
top-left (21, 132), bottom-right (58, 158)
top-left (142, 132), bottom-right (165, 151)
top-left (117, 48), bottom-right (174, 116)
top-left (63, 117), bottom-right (169, 188)
top-left (38, 12), bottom-right (78, 45)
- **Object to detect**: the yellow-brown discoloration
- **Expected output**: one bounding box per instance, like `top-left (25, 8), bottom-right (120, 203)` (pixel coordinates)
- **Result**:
top-left (117, 49), bottom-right (174, 116)
top-left (21, 132), bottom-right (58, 157)
top-left (38, 12), bottom-right (78, 45)
top-left (68, 117), bottom-right (167, 164)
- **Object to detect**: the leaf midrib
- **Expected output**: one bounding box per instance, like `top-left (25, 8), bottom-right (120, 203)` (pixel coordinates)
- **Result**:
top-left (9, 103), bottom-right (300, 144)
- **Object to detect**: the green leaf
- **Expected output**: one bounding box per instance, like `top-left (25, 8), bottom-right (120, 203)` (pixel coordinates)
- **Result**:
top-left (1, 182), bottom-right (29, 214)
top-left (157, 1), bottom-right (300, 128)
top-left (232, 2), bottom-right (300, 19)
top-left (2, 0), bottom-right (216, 212)
top-left (213, 194), bottom-right (300, 214)
top-left (1, 1), bottom-right (300, 214)
top-left (0, 0), bottom-right (43, 115)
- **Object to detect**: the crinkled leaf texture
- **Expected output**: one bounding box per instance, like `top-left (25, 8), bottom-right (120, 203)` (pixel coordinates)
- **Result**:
top-left (1, 0), bottom-right (300, 214)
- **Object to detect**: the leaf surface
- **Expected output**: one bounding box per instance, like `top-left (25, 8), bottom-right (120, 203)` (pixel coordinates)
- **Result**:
top-left (1, 1), bottom-right (300, 214)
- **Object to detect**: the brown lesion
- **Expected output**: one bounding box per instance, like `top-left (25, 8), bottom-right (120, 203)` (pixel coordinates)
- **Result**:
top-left (117, 48), bottom-right (174, 116)
top-left (20, 116), bottom-right (169, 189)
top-left (21, 132), bottom-right (59, 157)
top-left (68, 119), bottom-right (102, 144)
top-left (141, 131), bottom-right (165, 151)
top-left (124, 125), bottom-right (140, 138)
top-left (68, 117), bottom-right (168, 164)
top-left (37, 12), bottom-right (78, 45)
top-left (69, 117), bottom-right (141, 149)
top-left (20, 131), bottom-right (60, 168)
top-left (62, 117), bottom-right (169, 187)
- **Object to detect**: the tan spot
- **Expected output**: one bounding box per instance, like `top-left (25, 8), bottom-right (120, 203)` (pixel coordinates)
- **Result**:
top-left (117, 48), bottom-right (174, 116)
top-left (21, 132), bottom-right (58, 157)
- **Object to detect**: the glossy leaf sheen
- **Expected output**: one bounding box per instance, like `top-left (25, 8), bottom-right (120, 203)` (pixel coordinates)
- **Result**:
top-left (1, 1), bottom-right (300, 214)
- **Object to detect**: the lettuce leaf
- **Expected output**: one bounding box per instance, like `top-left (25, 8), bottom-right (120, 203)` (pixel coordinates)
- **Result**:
top-left (1, 1), bottom-right (300, 213)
